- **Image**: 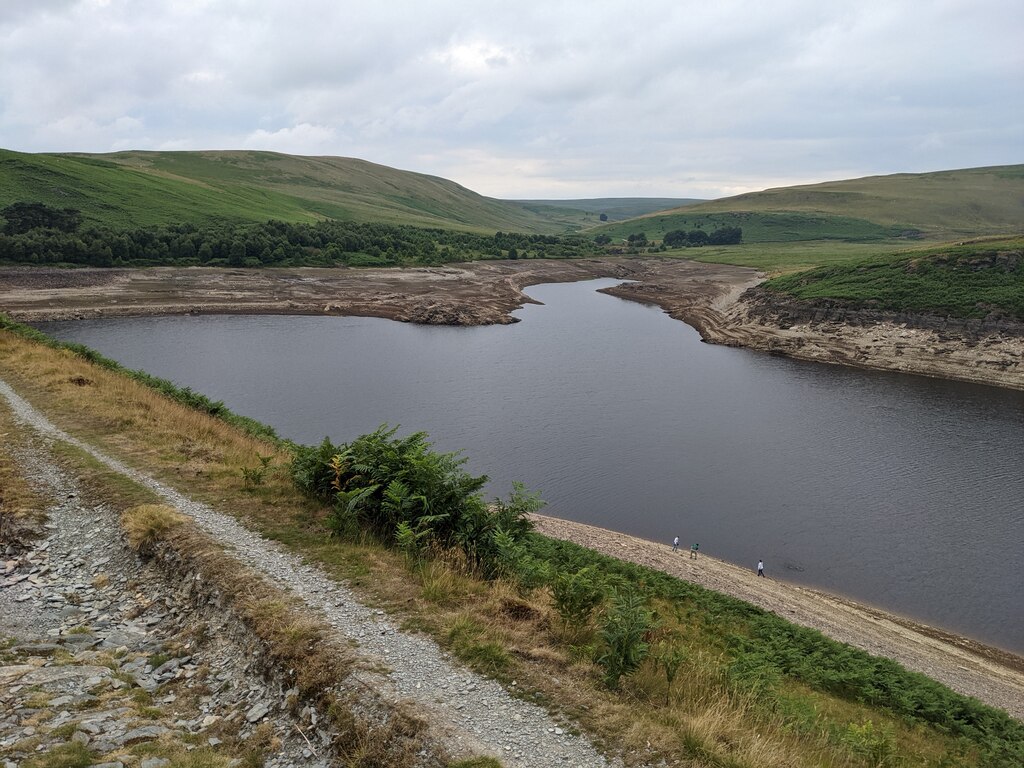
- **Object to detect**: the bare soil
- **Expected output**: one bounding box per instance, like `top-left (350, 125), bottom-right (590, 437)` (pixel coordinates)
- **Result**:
top-left (0, 260), bottom-right (758, 326)
top-left (530, 513), bottom-right (1024, 721)
top-left (689, 286), bottom-right (1024, 391)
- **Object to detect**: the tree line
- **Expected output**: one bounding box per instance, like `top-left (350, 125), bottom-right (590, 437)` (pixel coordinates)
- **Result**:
top-left (0, 202), bottom-right (599, 268)
top-left (593, 226), bottom-right (743, 250)
top-left (0, 201), bottom-right (743, 267)
top-left (663, 226), bottom-right (742, 247)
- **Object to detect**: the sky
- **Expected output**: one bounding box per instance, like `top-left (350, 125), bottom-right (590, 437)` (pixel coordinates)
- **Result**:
top-left (1, 0), bottom-right (1021, 199)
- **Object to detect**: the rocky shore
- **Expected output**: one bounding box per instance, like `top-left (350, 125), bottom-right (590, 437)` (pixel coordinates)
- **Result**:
top-left (699, 286), bottom-right (1024, 391)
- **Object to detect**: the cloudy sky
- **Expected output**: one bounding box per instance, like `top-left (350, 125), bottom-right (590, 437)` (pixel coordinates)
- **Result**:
top-left (1, 0), bottom-right (1021, 199)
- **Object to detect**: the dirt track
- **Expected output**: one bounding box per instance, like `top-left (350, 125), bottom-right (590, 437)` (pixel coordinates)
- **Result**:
top-left (530, 514), bottom-right (1024, 721)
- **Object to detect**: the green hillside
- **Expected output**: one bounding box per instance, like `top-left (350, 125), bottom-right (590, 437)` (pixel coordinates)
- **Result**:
top-left (514, 197), bottom-right (702, 223)
top-left (762, 237), bottom-right (1024, 319)
top-left (0, 148), bottom-right (583, 234)
top-left (593, 210), bottom-right (905, 245)
top-left (603, 165), bottom-right (1024, 243)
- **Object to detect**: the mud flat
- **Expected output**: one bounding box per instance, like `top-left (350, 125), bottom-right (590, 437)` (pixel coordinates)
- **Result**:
top-left (530, 513), bottom-right (1024, 722)
top-left (0, 260), bottom-right (757, 327)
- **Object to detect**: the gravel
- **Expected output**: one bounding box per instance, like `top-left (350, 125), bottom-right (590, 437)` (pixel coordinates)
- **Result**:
top-left (0, 424), bottom-right (333, 767)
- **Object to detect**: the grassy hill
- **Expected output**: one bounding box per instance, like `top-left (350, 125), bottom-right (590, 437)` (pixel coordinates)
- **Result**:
top-left (595, 165), bottom-right (1024, 244)
top-left (762, 237), bottom-right (1024, 320)
top-left (514, 197), bottom-right (702, 224)
top-left (0, 148), bottom-right (586, 234)
top-left (3, 149), bottom-right (1021, 278)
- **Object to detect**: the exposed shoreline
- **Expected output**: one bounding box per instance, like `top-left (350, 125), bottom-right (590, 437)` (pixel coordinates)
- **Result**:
top-left (1, 259), bottom-right (1021, 391)
top-left (529, 513), bottom-right (1024, 721)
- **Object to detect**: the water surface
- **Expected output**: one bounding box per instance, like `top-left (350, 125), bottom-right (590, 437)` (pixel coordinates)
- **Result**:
top-left (37, 279), bottom-right (1024, 653)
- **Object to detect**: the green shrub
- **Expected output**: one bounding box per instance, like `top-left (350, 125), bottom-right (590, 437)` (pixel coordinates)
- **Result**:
top-left (292, 426), bottom-right (540, 576)
top-left (763, 244), bottom-right (1024, 320)
top-left (840, 720), bottom-right (900, 767)
top-left (653, 639), bottom-right (687, 703)
top-left (289, 436), bottom-right (344, 500)
top-left (596, 586), bottom-right (656, 690)
top-left (551, 565), bottom-right (605, 628)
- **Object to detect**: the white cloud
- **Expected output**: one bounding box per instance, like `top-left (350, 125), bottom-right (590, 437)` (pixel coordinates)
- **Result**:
top-left (433, 41), bottom-right (519, 75)
top-left (241, 123), bottom-right (339, 154)
top-left (0, 0), bottom-right (1021, 198)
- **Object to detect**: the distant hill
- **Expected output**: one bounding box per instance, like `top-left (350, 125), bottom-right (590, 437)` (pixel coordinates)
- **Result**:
top-left (4, 150), bottom-right (1020, 244)
top-left (0, 149), bottom-right (589, 234)
top-left (514, 197), bottom-right (703, 224)
top-left (595, 166), bottom-right (1024, 243)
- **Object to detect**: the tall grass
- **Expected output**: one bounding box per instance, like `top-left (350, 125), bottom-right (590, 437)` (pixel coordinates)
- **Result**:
top-left (0, 313), bottom-right (279, 442)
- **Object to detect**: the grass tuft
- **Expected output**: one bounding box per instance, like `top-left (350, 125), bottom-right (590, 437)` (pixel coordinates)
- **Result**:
top-left (121, 503), bottom-right (186, 553)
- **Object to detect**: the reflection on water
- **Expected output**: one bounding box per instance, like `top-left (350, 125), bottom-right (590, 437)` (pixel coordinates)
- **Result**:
top-left (36, 278), bottom-right (1024, 653)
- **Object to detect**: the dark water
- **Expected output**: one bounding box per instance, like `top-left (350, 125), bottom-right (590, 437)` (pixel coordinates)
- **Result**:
top-left (36, 279), bottom-right (1024, 653)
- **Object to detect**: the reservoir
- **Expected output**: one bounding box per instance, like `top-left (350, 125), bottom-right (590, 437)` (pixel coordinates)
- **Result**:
top-left (36, 278), bottom-right (1024, 653)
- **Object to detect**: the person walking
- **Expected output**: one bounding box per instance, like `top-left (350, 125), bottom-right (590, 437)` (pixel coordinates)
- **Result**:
top-left (672, 536), bottom-right (680, 552)
top-left (757, 560), bottom-right (765, 577)
top-left (690, 543), bottom-right (699, 560)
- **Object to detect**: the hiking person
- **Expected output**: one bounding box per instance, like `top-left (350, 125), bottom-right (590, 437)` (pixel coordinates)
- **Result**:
top-left (757, 560), bottom-right (765, 577)
top-left (672, 536), bottom-right (680, 552)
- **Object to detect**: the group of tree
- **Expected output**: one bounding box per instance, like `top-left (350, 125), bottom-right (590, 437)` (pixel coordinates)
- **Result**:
top-left (591, 226), bottom-right (744, 253)
top-left (663, 226), bottom-right (743, 247)
top-left (1, 201), bottom-right (83, 235)
top-left (0, 201), bottom-right (599, 268)
top-left (0, 201), bottom-right (744, 268)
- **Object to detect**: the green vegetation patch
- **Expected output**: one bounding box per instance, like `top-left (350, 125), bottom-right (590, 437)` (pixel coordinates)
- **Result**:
top-left (594, 210), bottom-right (905, 244)
top-left (522, 534), bottom-right (1024, 766)
top-left (292, 420), bottom-right (1024, 765)
top-left (0, 148), bottom-right (586, 234)
top-left (762, 239), bottom-right (1024, 320)
top-left (0, 201), bottom-right (599, 268)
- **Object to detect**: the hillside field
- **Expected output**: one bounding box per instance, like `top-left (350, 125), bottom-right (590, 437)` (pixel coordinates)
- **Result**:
top-left (593, 166), bottom-right (1024, 244)
top-left (0, 148), bottom-right (592, 234)
top-left (761, 237), bottom-right (1024, 320)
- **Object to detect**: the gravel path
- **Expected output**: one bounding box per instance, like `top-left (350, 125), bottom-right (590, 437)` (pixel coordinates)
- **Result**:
top-left (0, 378), bottom-right (622, 767)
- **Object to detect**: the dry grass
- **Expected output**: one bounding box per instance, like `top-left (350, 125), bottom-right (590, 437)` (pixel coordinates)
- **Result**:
top-left (0, 332), bottom-right (286, 495)
top-left (122, 504), bottom-right (186, 553)
top-left (0, 406), bottom-right (48, 544)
